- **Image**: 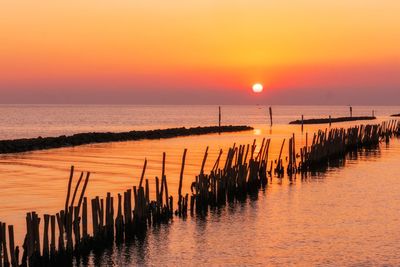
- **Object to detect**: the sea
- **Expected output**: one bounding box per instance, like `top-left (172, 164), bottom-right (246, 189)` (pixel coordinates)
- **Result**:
top-left (0, 104), bottom-right (400, 266)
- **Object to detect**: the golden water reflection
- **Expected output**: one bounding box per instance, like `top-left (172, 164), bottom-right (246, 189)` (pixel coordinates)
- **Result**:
top-left (0, 120), bottom-right (399, 265)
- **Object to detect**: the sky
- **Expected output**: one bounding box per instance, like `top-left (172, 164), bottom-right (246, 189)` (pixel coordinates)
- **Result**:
top-left (1, 0), bottom-right (399, 104)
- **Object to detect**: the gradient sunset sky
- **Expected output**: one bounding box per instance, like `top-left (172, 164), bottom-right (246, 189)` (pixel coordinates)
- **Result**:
top-left (1, 1), bottom-right (399, 104)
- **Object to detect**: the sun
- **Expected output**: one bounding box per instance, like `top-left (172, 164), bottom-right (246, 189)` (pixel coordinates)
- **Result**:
top-left (252, 83), bottom-right (263, 93)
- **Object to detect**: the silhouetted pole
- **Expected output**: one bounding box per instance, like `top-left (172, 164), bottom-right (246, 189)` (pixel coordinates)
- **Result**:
top-left (329, 115), bottom-right (332, 127)
top-left (301, 115), bottom-right (304, 132)
top-left (372, 110), bottom-right (375, 117)
top-left (269, 107), bottom-right (273, 127)
top-left (350, 106), bottom-right (353, 117)
top-left (218, 106), bottom-right (221, 128)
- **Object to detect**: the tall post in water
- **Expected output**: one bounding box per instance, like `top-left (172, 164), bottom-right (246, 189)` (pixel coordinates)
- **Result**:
top-left (218, 106), bottom-right (221, 128)
top-left (350, 106), bottom-right (353, 117)
top-left (269, 107), bottom-right (273, 127)
top-left (329, 115), bottom-right (332, 127)
top-left (301, 115), bottom-right (304, 132)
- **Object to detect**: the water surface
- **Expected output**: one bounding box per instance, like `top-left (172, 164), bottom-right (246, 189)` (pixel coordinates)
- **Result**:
top-left (0, 105), bottom-right (399, 266)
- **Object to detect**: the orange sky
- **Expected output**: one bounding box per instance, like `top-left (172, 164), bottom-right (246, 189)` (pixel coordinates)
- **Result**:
top-left (1, 1), bottom-right (399, 104)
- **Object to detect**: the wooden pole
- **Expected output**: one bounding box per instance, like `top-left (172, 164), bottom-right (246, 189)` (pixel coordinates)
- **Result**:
top-left (145, 179), bottom-right (150, 204)
top-left (2, 223), bottom-right (9, 267)
top-left (42, 215), bottom-right (50, 258)
top-left (138, 159), bottom-right (147, 188)
top-left (64, 166), bottom-right (74, 219)
top-left (350, 106), bottom-right (353, 117)
top-left (301, 115), bottom-right (304, 132)
top-left (178, 149), bottom-right (188, 214)
top-left (218, 106), bottom-right (221, 128)
top-left (8, 225), bottom-right (16, 267)
top-left (0, 221), bottom-right (3, 267)
top-left (200, 147), bottom-right (209, 174)
top-left (70, 172), bottom-right (84, 208)
top-left (156, 177), bottom-right (161, 216)
top-left (277, 139), bottom-right (286, 172)
top-left (50, 216), bottom-right (56, 257)
top-left (91, 199), bottom-right (98, 238)
top-left (56, 213), bottom-right (64, 252)
top-left (77, 172), bottom-right (90, 214)
top-left (178, 149), bottom-right (187, 198)
top-left (32, 212), bottom-right (40, 258)
top-left (163, 175), bottom-right (169, 211)
top-left (160, 152), bottom-right (166, 206)
top-left (269, 107), bottom-right (273, 126)
top-left (73, 206), bottom-right (80, 247)
top-left (211, 149), bottom-right (223, 172)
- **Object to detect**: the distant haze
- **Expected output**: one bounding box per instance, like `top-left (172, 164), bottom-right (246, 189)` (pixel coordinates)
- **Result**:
top-left (1, 1), bottom-right (399, 105)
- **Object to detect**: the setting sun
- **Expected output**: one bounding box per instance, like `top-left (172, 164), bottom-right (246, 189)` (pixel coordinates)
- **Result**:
top-left (252, 83), bottom-right (263, 93)
top-left (1, 1), bottom-right (400, 266)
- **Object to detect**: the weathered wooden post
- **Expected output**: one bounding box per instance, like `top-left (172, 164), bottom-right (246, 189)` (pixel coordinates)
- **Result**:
top-left (350, 106), bottom-right (353, 117)
top-left (77, 172), bottom-right (90, 214)
top-left (70, 172), bottom-right (84, 209)
top-left (32, 212), bottom-right (41, 259)
top-left (178, 149), bottom-right (187, 216)
top-left (0, 221), bottom-right (3, 267)
top-left (73, 207), bottom-right (80, 248)
top-left (155, 177), bottom-right (161, 218)
top-left (82, 197), bottom-right (88, 240)
top-left (218, 106), bottom-right (221, 128)
top-left (56, 213), bottom-right (64, 252)
top-left (301, 115), bottom-right (304, 132)
top-left (138, 159), bottom-right (147, 189)
top-left (329, 115), bottom-right (332, 127)
top-left (2, 223), bottom-right (9, 267)
top-left (64, 166), bottom-right (74, 224)
top-left (115, 193), bottom-right (124, 241)
top-left (269, 107), bottom-right (273, 126)
top-left (43, 215), bottom-right (50, 259)
top-left (50, 216), bottom-right (56, 257)
top-left (8, 225), bottom-right (16, 267)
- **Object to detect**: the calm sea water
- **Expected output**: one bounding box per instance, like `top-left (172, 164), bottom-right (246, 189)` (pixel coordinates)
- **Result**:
top-left (0, 105), bottom-right (400, 266)
top-left (0, 105), bottom-right (398, 140)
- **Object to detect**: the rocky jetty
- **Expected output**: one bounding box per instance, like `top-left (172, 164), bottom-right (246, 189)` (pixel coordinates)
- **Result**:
top-left (0, 125), bottom-right (253, 154)
top-left (289, 116), bottom-right (376, 125)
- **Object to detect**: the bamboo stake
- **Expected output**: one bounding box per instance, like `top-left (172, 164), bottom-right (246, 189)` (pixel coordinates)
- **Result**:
top-left (70, 172), bottom-right (84, 208)
top-left (56, 213), bottom-right (64, 252)
top-left (8, 225), bottom-right (17, 267)
top-left (77, 172), bottom-right (90, 213)
top-left (218, 106), bottom-right (221, 128)
top-left (64, 166), bottom-right (74, 218)
top-left (138, 159), bottom-right (147, 188)
top-left (269, 106), bottom-right (273, 126)
top-left (2, 223), bottom-right (9, 267)
top-left (178, 149), bottom-right (188, 214)
top-left (200, 147), bottom-right (209, 174)
top-left (43, 215), bottom-right (50, 258)
top-left (163, 175), bottom-right (169, 211)
top-left (0, 221), bottom-right (3, 267)
top-left (211, 149), bottom-right (223, 172)
top-left (50, 216), bottom-right (56, 257)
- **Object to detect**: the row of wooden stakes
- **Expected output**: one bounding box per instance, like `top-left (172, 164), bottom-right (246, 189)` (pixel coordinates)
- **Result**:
top-left (185, 121), bottom-right (400, 213)
top-left (298, 121), bottom-right (400, 172)
top-left (0, 121), bottom-right (399, 266)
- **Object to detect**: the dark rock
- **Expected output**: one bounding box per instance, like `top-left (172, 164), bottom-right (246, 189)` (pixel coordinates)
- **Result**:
top-left (0, 125), bottom-right (253, 154)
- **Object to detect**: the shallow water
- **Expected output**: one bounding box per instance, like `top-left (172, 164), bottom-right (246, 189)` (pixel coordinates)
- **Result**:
top-left (86, 140), bottom-right (400, 266)
top-left (0, 105), bottom-right (398, 140)
top-left (0, 105), bottom-right (399, 266)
